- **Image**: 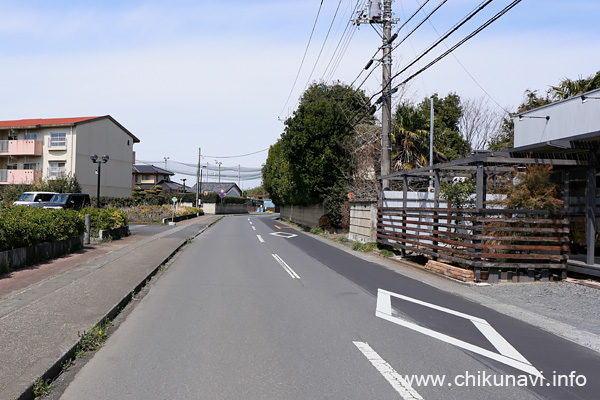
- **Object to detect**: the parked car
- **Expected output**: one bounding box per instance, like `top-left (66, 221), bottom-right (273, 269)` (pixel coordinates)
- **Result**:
top-left (13, 192), bottom-right (58, 207)
top-left (43, 193), bottom-right (91, 210)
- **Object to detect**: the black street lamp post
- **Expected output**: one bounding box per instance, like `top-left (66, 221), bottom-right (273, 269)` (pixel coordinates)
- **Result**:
top-left (90, 154), bottom-right (109, 208)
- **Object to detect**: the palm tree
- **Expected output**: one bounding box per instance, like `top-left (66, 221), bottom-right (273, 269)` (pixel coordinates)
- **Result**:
top-left (548, 71), bottom-right (600, 100)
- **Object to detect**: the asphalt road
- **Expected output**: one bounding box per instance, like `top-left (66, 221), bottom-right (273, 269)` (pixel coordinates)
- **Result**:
top-left (60, 214), bottom-right (599, 399)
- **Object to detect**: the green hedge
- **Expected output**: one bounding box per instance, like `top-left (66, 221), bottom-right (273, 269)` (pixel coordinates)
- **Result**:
top-left (0, 204), bottom-right (85, 251)
top-left (80, 207), bottom-right (129, 237)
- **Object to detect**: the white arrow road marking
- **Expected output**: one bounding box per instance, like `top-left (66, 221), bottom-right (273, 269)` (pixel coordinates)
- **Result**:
top-left (269, 232), bottom-right (298, 239)
top-left (271, 254), bottom-right (300, 279)
top-left (354, 341), bottom-right (424, 400)
top-left (256, 235), bottom-right (264, 243)
top-left (376, 289), bottom-right (543, 378)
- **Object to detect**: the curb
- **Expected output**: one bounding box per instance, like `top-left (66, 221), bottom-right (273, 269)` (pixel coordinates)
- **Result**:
top-left (17, 217), bottom-right (221, 400)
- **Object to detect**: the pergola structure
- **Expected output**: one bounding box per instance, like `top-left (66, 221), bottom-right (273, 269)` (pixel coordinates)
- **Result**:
top-left (377, 131), bottom-right (599, 282)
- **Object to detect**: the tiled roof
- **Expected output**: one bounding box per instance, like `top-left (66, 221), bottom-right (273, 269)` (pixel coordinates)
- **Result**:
top-left (0, 116), bottom-right (99, 128)
top-left (0, 115), bottom-right (140, 143)
top-left (132, 165), bottom-right (174, 175)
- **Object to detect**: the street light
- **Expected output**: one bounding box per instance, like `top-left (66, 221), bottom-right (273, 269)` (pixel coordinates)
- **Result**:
top-left (90, 154), bottom-right (109, 208)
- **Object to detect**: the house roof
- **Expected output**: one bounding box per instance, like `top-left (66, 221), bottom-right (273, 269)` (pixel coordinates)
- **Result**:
top-left (132, 164), bottom-right (174, 175)
top-left (190, 182), bottom-right (242, 194)
top-left (0, 115), bottom-right (140, 143)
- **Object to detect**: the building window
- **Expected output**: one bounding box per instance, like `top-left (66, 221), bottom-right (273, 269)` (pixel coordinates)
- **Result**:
top-left (49, 132), bottom-right (66, 148)
top-left (8, 135), bottom-right (18, 140)
top-left (48, 161), bottom-right (66, 178)
top-left (6, 163), bottom-right (17, 170)
top-left (23, 162), bottom-right (38, 170)
top-left (25, 133), bottom-right (38, 140)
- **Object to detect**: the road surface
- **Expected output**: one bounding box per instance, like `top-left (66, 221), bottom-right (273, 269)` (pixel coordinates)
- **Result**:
top-left (60, 214), bottom-right (600, 399)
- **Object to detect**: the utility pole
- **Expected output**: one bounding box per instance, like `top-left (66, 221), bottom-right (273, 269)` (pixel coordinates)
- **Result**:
top-left (215, 160), bottom-right (222, 183)
top-left (354, 0), bottom-right (397, 191)
top-left (430, 96), bottom-right (434, 189)
top-left (196, 148), bottom-right (201, 207)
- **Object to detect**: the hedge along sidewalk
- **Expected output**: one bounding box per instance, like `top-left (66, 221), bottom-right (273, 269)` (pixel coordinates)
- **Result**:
top-left (0, 213), bottom-right (222, 400)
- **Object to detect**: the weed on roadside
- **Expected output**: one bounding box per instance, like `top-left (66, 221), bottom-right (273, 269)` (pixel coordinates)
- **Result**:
top-left (32, 378), bottom-right (52, 398)
top-left (310, 227), bottom-right (324, 235)
top-left (351, 241), bottom-right (363, 251)
top-left (338, 237), bottom-right (349, 243)
top-left (380, 249), bottom-right (394, 257)
top-left (75, 319), bottom-right (112, 358)
top-left (360, 242), bottom-right (377, 252)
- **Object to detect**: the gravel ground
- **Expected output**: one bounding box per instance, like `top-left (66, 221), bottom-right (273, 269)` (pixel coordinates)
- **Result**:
top-left (463, 281), bottom-right (600, 336)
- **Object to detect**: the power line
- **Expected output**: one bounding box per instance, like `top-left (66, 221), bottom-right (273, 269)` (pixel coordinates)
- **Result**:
top-left (278, 0), bottom-right (325, 120)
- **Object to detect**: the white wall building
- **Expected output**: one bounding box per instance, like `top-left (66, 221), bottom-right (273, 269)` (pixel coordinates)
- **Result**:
top-left (0, 116), bottom-right (139, 197)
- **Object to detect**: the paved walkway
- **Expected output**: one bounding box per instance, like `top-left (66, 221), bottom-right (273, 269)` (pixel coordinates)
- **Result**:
top-left (0, 214), bottom-right (222, 400)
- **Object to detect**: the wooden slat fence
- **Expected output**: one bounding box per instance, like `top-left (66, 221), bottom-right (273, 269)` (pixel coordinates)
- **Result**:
top-left (377, 206), bottom-right (569, 282)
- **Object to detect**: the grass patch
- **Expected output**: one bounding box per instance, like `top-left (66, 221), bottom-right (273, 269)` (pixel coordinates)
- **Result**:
top-left (338, 237), bottom-right (349, 243)
top-left (351, 241), bottom-right (363, 251)
top-left (310, 227), bottom-right (324, 235)
top-left (380, 249), bottom-right (394, 257)
top-left (360, 242), bottom-right (377, 252)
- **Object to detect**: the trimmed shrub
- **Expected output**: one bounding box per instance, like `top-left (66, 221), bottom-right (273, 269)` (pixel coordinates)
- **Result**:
top-left (0, 204), bottom-right (85, 251)
top-left (80, 207), bottom-right (129, 237)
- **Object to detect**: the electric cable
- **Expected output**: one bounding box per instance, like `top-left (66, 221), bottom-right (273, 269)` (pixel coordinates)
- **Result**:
top-left (278, 0), bottom-right (325, 120)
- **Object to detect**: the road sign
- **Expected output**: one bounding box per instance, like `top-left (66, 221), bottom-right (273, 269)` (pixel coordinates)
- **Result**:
top-left (171, 196), bottom-right (177, 203)
top-left (220, 189), bottom-right (225, 194)
top-left (220, 193), bottom-right (225, 198)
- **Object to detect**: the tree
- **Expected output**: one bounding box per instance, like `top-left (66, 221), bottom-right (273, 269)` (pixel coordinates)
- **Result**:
top-left (33, 173), bottom-right (82, 193)
top-left (263, 81), bottom-right (371, 206)
top-left (549, 70), bottom-right (600, 100)
top-left (459, 96), bottom-right (504, 151)
top-left (392, 93), bottom-right (470, 171)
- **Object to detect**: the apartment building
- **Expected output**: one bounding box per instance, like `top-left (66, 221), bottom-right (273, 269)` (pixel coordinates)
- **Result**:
top-left (0, 115), bottom-right (139, 197)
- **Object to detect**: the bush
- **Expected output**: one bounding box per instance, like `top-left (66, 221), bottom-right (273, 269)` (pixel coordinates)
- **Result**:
top-left (80, 207), bottom-right (129, 237)
top-left (0, 204), bottom-right (85, 251)
top-left (122, 205), bottom-right (203, 224)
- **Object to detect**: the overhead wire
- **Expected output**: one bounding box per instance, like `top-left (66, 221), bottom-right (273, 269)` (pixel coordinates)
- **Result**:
top-left (278, 0), bottom-right (325, 120)
top-left (347, 0), bottom-right (523, 128)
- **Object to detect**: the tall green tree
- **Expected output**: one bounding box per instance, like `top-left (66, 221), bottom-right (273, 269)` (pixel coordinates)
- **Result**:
top-left (392, 93), bottom-right (470, 170)
top-left (263, 82), bottom-right (371, 206)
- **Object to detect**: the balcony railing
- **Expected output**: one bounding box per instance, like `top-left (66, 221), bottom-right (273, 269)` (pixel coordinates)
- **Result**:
top-left (0, 169), bottom-right (42, 184)
top-left (0, 139), bottom-right (43, 155)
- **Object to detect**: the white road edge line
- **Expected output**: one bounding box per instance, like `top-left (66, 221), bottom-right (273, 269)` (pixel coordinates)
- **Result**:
top-left (257, 235), bottom-right (264, 243)
top-left (271, 254), bottom-right (300, 279)
top-left (353, 341), bottom-right (424, 400)
top-left (252, 226), bottom-right (256, 231)
top-left (376, 289), bottom-right (543, 378)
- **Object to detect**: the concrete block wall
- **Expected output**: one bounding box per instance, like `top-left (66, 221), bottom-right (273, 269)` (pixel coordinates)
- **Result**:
top-left (280, 204), bottom-right (325, 228)
top-left (348, 201), bottom-right (378, 243)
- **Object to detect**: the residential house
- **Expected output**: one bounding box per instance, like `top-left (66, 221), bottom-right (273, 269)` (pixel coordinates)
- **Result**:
top-left (0, 116), bottom-right (139, 197)
top-left (132, 164), bottom-right (175, 191)
top-left (190, 182), bottom-right (242, 197)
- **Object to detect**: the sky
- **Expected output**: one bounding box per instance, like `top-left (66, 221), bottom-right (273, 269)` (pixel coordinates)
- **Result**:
top-left (1, 0), bottom-right (599, 189)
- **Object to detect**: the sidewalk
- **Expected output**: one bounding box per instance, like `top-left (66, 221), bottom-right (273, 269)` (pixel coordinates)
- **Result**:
top-left (0, 214), bottom-right (222, 400)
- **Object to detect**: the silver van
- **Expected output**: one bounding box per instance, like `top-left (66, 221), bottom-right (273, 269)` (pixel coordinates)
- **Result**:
top-left (13, 192), bottom-right (58, 207)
